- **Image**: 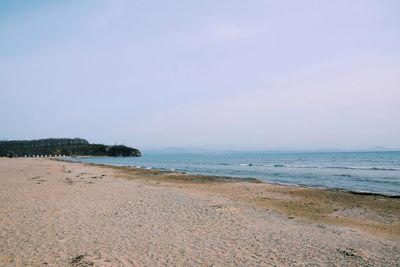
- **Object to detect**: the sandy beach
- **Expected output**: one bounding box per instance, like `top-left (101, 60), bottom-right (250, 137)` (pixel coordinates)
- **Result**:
top-left (0, 158), bottom-right (399, 266)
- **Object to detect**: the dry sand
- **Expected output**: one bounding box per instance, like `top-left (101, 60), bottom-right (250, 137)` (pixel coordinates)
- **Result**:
top-left (0, 158), bottom-right (399, 266)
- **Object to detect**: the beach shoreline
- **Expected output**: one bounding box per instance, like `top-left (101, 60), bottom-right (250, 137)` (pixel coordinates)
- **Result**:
top-left (64, 158), bottom-right (400, 238)
top-left (62, 151), bottom-right (400, 198)
top-left (62, 156), bottom-right (400, 199)
top-left (1, 158), bottom-right (399, 266)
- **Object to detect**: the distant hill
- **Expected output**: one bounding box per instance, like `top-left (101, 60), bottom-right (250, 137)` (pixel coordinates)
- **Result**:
top-left (0, 138), bottom-right (141, 157)
top-left (368, 146), bottom-right (391, 152)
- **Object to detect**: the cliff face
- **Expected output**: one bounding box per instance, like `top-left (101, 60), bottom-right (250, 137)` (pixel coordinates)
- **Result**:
top-left (0, 138), bottom-right (141, 157)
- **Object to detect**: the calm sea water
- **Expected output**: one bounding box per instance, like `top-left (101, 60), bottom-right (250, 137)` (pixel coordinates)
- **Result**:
top-left (73, 151), bottom-right (400, 196)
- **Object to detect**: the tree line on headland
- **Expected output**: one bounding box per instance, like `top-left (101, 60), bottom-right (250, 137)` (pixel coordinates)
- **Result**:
top-left (0, 138), bottom-right (141, 158)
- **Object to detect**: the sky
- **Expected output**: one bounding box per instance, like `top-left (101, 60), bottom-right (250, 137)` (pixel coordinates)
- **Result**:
top-left (0, 0), bottom-right (399, 150)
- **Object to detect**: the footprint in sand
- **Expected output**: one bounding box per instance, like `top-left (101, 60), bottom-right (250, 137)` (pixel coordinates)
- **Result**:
top-left (65, 178), bottom-right (75, 185)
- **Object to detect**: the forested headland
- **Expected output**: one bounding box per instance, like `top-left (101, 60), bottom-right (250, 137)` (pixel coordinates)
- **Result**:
top-left (0, 138), bottom-right (141, 157)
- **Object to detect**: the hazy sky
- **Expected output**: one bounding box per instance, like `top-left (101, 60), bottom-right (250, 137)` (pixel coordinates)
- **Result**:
top-left (1, 0), bottom-right (399, 150)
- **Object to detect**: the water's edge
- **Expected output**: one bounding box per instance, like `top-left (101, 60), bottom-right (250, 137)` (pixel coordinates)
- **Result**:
top-left (57, 157), bottom-right (400, 199)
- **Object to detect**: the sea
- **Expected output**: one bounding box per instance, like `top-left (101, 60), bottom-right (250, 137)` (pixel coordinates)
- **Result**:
top-left (72, 151), bottom-right (400, 197)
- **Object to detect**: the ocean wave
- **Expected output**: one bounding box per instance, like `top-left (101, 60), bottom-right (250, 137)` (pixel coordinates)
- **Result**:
top-left (333, 174), bottom-right (352, 177)
top-left (255, 164), bottom-right (400, 171)
top-left (324, 166), bottom-right (400, 171)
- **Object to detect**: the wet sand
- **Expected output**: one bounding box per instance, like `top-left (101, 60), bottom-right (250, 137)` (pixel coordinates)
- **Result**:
top-left (0, 158), bottom-right (399, 266)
